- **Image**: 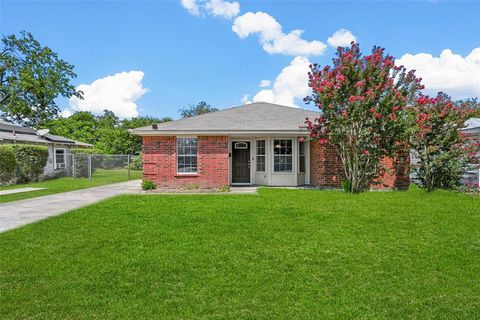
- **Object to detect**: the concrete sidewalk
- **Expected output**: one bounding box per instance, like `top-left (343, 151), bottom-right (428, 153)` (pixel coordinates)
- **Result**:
top-left (0, 180), bottom-right (141, 233)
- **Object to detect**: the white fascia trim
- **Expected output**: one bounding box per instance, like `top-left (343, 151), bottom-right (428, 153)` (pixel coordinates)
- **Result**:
top-left (131, 130), bottom-right (309, 136)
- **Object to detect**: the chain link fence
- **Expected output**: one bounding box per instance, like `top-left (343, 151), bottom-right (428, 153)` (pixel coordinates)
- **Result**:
top-left (60, 154), bottom-right (142, 183)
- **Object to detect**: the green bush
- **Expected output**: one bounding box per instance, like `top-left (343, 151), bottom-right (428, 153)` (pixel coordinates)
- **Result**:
top-left (342, 178), bottom-right (352, 193)
top-left (0, 145), bottom-right (17, 184)
top-left (142, 180), bottom-right (156, 190)
top-left (12, 145), bottom-right (48, 183)
top-left (70, 148), bottom-right (104, 155)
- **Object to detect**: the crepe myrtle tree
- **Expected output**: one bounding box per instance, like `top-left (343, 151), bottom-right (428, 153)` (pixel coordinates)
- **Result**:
top-left (411, 93), bottom-right (480, 192)
top-left (304, 42), bottom-right (423, 193)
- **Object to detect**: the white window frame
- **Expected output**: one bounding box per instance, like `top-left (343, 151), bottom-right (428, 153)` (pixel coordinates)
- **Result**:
top-left (176, 137), bottom-right (198, 174)
top-left (273, 138), bottom-right (293, 173)
top-left (298, 140), bottom-right (305, 173)
top-left (54, 147), bottom-right (66, 170)
top-left (256, 139), bottom-right (266, 173)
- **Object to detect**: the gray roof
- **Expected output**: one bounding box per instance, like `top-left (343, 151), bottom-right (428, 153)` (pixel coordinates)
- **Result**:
top-left (43, 133), bottom-right (76, 144)
top-left (0, 120), bottom-right (92, 147)
top-left (0, 131), bottom-right (51, 144)
top-left (464, 118), bottom-right (480, 130)
top-left (132, 102), bottom-right (320, 134)
top-left (0, 120), bottom-right (37, 135)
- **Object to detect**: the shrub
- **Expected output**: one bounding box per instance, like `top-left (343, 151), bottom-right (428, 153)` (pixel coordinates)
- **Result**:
top-left (0, 145), bottom-right (16, 184)
top-left (142, 180), bottom-right (156, 190)
top-left (411, 93), bottom-right (480, 191)
top-left (70, 148), bottom-right (104, 155)
top-left (12, 145), bottom-right (48, 183)
top-left (342, 178), bottom-right (352, 193)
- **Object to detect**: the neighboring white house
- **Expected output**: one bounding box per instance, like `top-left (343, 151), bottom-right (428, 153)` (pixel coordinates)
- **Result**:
top-left (0, 120), bottom-right (92, 178)
top-left (461, 118), bottom-right (480, 186)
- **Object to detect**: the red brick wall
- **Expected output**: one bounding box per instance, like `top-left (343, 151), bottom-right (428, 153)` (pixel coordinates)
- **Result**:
top-left (310, 141), bottom-right (410, 190)
top-left (310, 141), bottom-right (344, 188)
top-left (142, 136), bottom-right (229, 188)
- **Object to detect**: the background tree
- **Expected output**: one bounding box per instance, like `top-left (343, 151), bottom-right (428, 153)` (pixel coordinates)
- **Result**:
top-left (179, 101), bottom-right (217, 118)
top-left (411, 93), bottom-right (479, 191)
top-left (45, 111), bottom-right (172, 154)
top-left (44, 111), bottom-right (97, 145)
top-left (0, 31), bottom-right (82, 127)
top-left (305, 43), bottom-right (423, 193)
top-left (456, 98), bottom-right (480, 117)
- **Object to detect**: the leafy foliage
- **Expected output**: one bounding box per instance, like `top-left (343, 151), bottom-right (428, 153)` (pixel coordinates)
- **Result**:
top-left (45, 110), bottom-right (172, 154)
top-left (179, 101), bottom-right (218, 118)
top-left (11, 145), bottom-right (48, 183)
top-left (305, 42), bottom-right (423, 193)
top-left (0, 31), bottom-right (82, 127)
top-left (141, 179), bottom-right (156, 190)
top-left (0, 145), bottom-right (16, 184)
top-left (411, 93), bottom-right (480, 191)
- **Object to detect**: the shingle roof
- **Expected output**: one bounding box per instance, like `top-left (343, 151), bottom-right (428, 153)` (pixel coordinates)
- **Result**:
top-left (464, 118), bottom-right (480, 130)
top-left (43, 133), bottom-right (75, 144)
top-left (0, 120), bottom-right (92, 146)
top-left (132, 102), bottom-right (320, 134)
top-left (0, 120), bottom-right (37, 135)
top-left (0, 131), bottom-right (50, 144)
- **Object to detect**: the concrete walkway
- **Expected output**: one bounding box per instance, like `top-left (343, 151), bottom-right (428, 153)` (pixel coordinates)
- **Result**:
top-left (0, 187), bottom-right (46, 196)
top-left (0, 180), bottom-right (141, 233)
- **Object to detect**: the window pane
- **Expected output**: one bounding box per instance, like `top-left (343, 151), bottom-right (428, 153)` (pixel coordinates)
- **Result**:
top-left (55, 150), bottom-right (65, 164)
top-left (177, 138), bottom-right (197, 173)
top-left (299, 141), bottom-right (305, 173)
top-left (273, 139), bottom-right (293, 172)
top-left (256, 140), bottom-right (265, 156)
top-left (256, 155), bottom-right (265, 172)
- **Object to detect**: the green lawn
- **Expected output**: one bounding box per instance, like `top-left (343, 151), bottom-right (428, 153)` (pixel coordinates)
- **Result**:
top-left (1, 188), bottom-right (479, 319)
top-left (0, 169), bottom-right (141, 203)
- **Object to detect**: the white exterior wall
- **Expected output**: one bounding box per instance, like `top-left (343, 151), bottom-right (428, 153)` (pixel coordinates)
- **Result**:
top-left (229, 135), bottom-right (309, 186)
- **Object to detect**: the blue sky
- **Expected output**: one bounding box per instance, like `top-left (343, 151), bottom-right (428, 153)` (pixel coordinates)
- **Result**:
top-left (1, 0), bottom-right (479, 119)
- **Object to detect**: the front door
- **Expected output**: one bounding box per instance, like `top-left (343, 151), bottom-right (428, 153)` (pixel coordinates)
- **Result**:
top-left (232, 141), bottom-right (250, 183)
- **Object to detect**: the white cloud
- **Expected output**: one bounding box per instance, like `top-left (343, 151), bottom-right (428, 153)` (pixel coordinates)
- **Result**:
top-left (327, 29), bottom-right (356, 47)
top-left (68, 71), bottom-right (148, 118)
top-left (205, 0), bottom-right (240, 19)
top-left (397, 48), bottom-right (480, 99)
top-left (232, 11), bottom-right (326, 56)
top-left (61, 109), bottom-right (73, 118)
top-left (259, 80), bottom-right (271, 88)
top-left (251, 56), bottom-right (311, 107)
top-left (181, 0), bottom-right (200, 15)
top-left (241, 94), bottom-right (251, 104)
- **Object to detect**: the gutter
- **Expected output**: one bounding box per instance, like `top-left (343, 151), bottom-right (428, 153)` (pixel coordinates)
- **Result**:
top-left (130, 130), bottom-right (309, 136)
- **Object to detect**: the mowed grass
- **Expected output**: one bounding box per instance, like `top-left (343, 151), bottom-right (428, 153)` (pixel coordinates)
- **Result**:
top-left (0, 169), bottom-right (142, 203)
top-left (0, 188), bottom-right (479, 319)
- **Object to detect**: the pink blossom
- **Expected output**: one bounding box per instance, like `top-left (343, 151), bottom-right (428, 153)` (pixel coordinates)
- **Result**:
top-left (348, 95), bottom-right (365, 103)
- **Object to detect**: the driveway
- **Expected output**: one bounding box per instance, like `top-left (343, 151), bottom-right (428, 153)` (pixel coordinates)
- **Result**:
top-left (0, 180), bottom-right (141, 233)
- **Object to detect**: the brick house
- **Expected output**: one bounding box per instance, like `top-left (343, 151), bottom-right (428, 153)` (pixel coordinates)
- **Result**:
top-left (131, 102), bottom-right (409, 189)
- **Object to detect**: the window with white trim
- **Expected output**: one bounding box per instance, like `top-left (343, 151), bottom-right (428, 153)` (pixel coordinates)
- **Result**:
top-left (55, 148), bottom-right (66, 169)
top-left (177, 137), bottom-right (197, 173)
top-left (273, 139), bottom-right (292, 172)
top-left (299, 140), bottom-right (305, 173)
top-left (256, 140), bottom-right (266, 172)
